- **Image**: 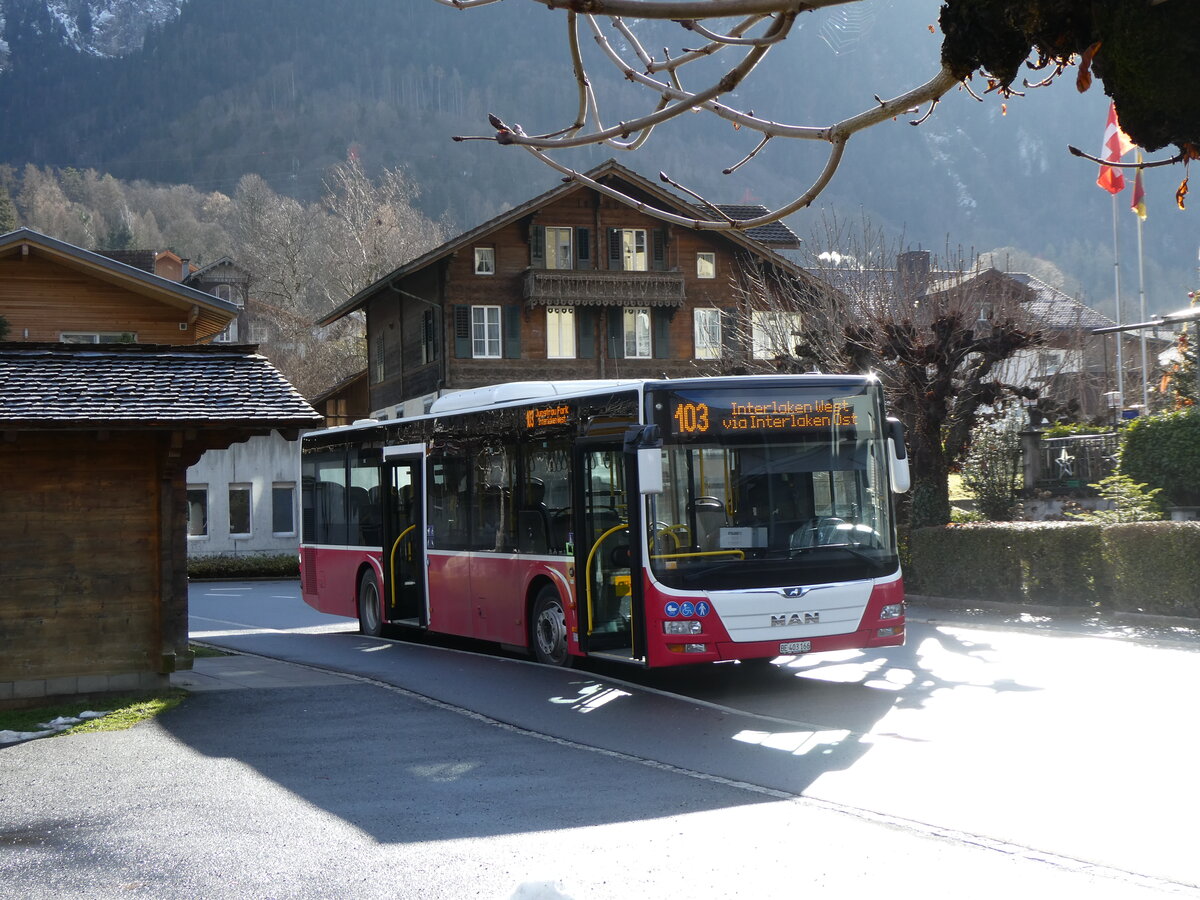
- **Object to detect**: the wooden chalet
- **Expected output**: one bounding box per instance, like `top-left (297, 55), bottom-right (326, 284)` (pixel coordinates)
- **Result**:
top-left (0, 228), bottom-right (322, 707)
top-left (318, 159), bottom-right (831, 419)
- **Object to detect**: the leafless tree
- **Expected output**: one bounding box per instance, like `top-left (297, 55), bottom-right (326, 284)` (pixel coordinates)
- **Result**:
top-left (228, 160), bottom-right (446, 396)
top-left (699, 219), bottom-right (1043, 526)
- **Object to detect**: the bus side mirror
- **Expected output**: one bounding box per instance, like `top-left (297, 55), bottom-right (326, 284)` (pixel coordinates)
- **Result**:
top-left (625, 424), bottom-right (664, 495)
top-left (887, 417), bottom-right (910, 493)
top-left (637, 447), bottom-right (663, 495)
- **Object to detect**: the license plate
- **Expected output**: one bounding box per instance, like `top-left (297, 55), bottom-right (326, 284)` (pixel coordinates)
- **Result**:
top-left (779, 641), bottom-right (811, 655)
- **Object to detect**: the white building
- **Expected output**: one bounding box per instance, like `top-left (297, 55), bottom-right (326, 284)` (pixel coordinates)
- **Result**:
top-left (186, 432), bottom-right (303, 557)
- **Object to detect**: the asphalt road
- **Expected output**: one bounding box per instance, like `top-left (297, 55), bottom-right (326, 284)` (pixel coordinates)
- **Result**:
top-left (2, 580), bottom-right (1198, 898)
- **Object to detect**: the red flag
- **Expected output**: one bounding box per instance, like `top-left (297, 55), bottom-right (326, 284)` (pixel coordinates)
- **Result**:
top-left (1097, 101), bottom-right (1133, 194)
top-left (1131, 151), bottom-right (1147, 219)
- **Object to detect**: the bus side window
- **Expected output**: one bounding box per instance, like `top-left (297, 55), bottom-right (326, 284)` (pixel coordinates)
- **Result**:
top-left (314, 453), bottom-right (348, 545)
top-left (428, 452), bottom-right (471, 550)
top-left (521, 440), bottom-right (573, 555)
top-left (349, 451), bottom-right (382, 546)
top-left (473, 447), bottom-right (516, 552)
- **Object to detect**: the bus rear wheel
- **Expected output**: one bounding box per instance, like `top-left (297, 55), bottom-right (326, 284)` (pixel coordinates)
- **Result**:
top-left (531, 585), bottom-right (572, 667)
top-left (358, 570), bottom-right (384, 637)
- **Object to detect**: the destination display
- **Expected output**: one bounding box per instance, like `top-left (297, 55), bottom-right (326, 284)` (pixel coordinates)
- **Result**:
top-left (665, 391), bottom-right (861, 438)
top-left (524, 404), bottom-right (572, 429)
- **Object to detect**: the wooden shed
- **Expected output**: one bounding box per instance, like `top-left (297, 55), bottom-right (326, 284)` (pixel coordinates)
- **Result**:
top-left (0, 229), bottom-right (323, 707)
top-left (0, 343), bottom-right (323, 706)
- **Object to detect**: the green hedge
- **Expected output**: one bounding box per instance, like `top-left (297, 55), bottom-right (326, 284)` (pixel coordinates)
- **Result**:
top-left (908, 521), bottom-right (1200, 616)
top-left (1120, 408), bottom-right (1200, 507)
top-left (187, 553), bottom-right (299, 580)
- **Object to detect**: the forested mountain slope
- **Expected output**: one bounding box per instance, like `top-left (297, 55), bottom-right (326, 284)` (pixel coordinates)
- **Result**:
top-left (0, 0), bottom-right (1193, 312)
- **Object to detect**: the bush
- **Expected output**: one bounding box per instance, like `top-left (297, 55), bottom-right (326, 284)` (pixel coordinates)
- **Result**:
top-left (187, 553), bottom-right (299, 580)
top-left (960, 412), bottom-right (1023, 521)
top-left (1067, 474), bottom-right (1164, 523)
top-left (1101, 522), bottom-right (1200, 615)
top-left (908, 521), bottom-right (1200, 615)
top-left (1120, 408), bottom-right (1200, 507)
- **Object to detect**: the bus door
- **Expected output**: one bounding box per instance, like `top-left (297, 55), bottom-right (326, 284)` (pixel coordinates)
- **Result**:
top-left (576, 443), bottom-right (645, 660)
top-left (382, 446), bottom-right (426, 627)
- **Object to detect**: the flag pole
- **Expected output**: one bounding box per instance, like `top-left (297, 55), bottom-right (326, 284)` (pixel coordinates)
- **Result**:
top-left (1136, 209), bottom-right (1149, 410)
top-left (1111, 192), bottom-right (1124, 407)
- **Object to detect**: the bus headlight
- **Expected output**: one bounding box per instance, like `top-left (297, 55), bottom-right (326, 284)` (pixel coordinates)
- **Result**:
top-left (880, 603), bottom-right (903, 620)
top-left (663, 620), bottom-right (703, 635)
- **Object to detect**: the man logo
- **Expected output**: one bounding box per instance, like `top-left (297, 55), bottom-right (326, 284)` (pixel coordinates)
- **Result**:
top-left (771, 613), bottom-right (820, 627)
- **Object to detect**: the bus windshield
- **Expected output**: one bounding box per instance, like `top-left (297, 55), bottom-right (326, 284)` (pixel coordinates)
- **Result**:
top-left (646, 382), bottom-right (898, 590)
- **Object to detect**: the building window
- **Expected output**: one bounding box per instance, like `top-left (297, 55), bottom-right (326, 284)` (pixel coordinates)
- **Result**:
top-left (472, 305), bottom-right (502, 358)
top-left (546, 307), bottom-right (576, 359)
top-left (474, 247), bottom-right (495, 275)
top-left (421, 309), bottom-right (438, 365)
top-left (545, 227), bottom-right (573, 270)
top-left (372, 333), bottom-right (385, 383)
top-left (623, 307), bottom-right (652, 359)
top-left (60, 332), bottom-right (136, 343)
top-left (697, 252), bottom-right (716, 279)
top-left (213, 320), bottom-right (239, 343)
top-left (694, 308), bottom-right (722, 359)
top-left (752, 311), bottom-right (803, 360)
top-left (187, 487), bottom-right (208, 538)
top-left (229, 485), bottom-right (252, 537)
top-left (273, 483), bottom-right (296, 536)
top-left (617, 229), bottom-right (648, 271)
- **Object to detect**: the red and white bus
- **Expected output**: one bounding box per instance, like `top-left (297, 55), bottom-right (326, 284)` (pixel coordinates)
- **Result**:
top-left (299, 375), bottom-right (910, 668)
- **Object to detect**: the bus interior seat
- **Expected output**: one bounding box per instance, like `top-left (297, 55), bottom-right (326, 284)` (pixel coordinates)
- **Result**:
top-left (689, 496), bottom-right (727, 550)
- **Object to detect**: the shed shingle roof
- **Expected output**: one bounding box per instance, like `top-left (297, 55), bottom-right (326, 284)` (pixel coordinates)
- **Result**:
top-left (0, 343), bottom-right (322, 427)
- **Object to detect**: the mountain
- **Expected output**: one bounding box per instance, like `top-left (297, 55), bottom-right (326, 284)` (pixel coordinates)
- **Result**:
top-left (0, 0), bottom-right (1194, 316)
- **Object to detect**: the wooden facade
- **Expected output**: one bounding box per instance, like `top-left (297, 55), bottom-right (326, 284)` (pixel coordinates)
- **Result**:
top-left (0, 229), bottom-right (236, 344)
top-left (322, 161), bottom-right (822, 418)
top-left (0, 229), bottom-right (321, 708)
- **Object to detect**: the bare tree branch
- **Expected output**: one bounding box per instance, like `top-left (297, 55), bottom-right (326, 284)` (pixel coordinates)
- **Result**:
top-left (444, 0), bottom-right (962, 230)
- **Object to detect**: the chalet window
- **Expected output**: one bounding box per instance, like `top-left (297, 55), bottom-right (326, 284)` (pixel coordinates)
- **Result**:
top-left (611, 229), bottom-right (648, 272)
top-left (751, 311), bottom-right (803, 360)
top-left (546, 307), bottom-right (576, 359)
top-left (272, 483), bottom-right (296, 536)
top-left (187, 487), bottom-right (208, 538)
top-left (623, 307), bottom-right (652, 359)
top-left (545, 227), bottom-right (573, 270)
top-left (229, 484), bottom-right (252, 538)
top-left (474, 247), bottom-right (495, 275)
top-left (472, 305), bottom-right (502, 358)
top-left (697, 252), bottom-right (716, 279)
top-left (60, 332), bottom-right (136, 343)
top-left (372, 333), bottom-right (385, 383)
top-left (421, 309), bottom-right (438, 365)
top-left (213, 320), bottom-right (238, 343)
top-left (694, 308), bottom-right (722, 359)
top-left (213, 284), bottom-right (243, 306)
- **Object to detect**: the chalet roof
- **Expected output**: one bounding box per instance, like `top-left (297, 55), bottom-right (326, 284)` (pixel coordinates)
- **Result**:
top-left (707, 205), bottom-right (800, 247)
top-left (0, 342), bottom-right (322, 429)
top-left (1005, 273), bottom-right (1116, 331)
top-left (97, 249), bottom-right (158, 272)
top-left (187, 255), bottom-right (251, 282)
top-left (812, 264), bottom-right (1114, 334)
top-left (0, 228), bottom-right (238, 341)
top-left (319, 159), bottom-right (809, 327)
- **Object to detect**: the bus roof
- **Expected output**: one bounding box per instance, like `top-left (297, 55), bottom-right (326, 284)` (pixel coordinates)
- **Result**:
top-left (304, 373), bottom-right (881, 441)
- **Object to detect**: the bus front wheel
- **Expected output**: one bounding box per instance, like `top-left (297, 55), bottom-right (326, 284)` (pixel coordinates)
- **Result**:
top-left (358, 570), bottom-right (384, 637)
top-left (531, 585), bottom-right (572, 667)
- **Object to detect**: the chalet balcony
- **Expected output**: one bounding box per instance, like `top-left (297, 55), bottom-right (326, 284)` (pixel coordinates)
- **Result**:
top-left (523, 268), bottom-right (685, 308)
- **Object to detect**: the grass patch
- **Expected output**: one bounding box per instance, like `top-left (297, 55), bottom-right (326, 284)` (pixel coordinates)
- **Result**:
top-left (0, 690), bottom-right (186, 737)
top-left (190, 643), bottom-right (230, 658)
